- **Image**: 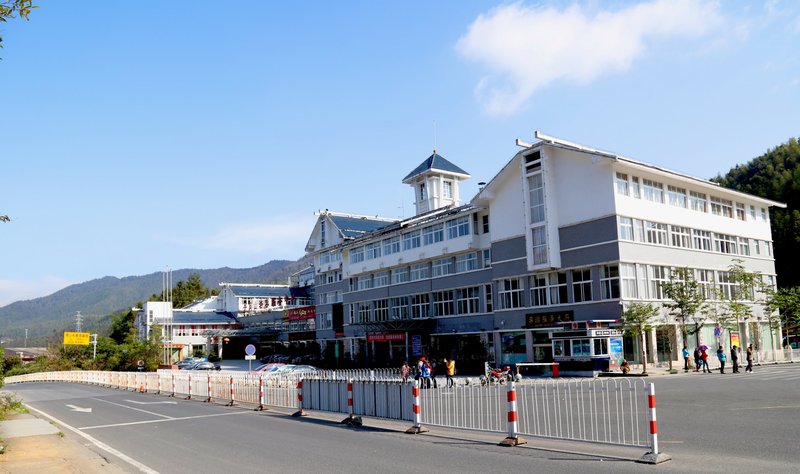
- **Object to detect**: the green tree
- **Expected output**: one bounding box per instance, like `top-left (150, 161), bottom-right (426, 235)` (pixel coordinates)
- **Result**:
top-left (622, 302), bottom-right (659, 374)
top-left (0, 1), bottom-right (36, 49)
top-left (150, 273), bottom-right (215, 308)
top-left (660, 267), bottom-right (706, 351)
top-left (763, 286), bottom-right (800, 348)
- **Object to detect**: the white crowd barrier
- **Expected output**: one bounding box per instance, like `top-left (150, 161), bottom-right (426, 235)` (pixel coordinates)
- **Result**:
top-left (302, 378), bottom-right (415, 421)
top-left (5, 370), bottom-right (299, 410)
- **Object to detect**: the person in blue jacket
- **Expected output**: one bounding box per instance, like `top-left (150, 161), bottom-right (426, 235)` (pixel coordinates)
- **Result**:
top-left (716, 345), bottom-right (727, 374)
top-left (682, 346), bottom-right (690, 371)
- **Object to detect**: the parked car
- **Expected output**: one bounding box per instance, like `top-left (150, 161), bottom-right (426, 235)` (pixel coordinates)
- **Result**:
top-left (285, 365), bottom-right (319, 376)
top-left (189, 361), bottom-right (219, 371)
top-left (252, 363), bottom-right (286, 374)
top-left (177, 357), bottom-right (204, 369)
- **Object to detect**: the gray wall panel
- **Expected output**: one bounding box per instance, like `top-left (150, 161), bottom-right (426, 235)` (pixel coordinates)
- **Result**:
top-left (491, 236), bottom-right (527, 261)
top-left (560, 242), bottom-right (620, 268)
top-left (559, 216), bottom-right (618, 249)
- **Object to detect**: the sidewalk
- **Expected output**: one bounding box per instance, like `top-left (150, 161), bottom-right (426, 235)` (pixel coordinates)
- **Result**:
top-left (0, 413), bottom-right (127, 473)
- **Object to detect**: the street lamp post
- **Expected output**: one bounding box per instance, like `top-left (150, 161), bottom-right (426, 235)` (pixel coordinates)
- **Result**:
top-left (90, 334), bottom-right (97, 359)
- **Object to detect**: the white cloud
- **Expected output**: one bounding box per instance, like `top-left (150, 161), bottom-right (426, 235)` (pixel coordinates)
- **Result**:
top-left (185, 215), bottom-right (316, 260)
top-left (0, 276), bottom-right (76, 307)
top-left (457, 0), bottom-right (725, 115)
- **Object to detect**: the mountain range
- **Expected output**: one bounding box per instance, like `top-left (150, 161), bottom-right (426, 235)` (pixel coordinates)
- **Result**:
top-left (0, 258), bottom-right (309, 345)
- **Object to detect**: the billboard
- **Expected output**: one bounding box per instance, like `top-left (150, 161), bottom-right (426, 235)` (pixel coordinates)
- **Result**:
top-left (63, 332), bottom-right (91, 345)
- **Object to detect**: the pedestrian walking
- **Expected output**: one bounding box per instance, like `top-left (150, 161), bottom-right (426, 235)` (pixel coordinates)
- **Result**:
top-left (701, 348), bottom-right (711, 373)
top-left (420, 359), bottom-right (432, 388)
top-left (682, 346), bottom-right (690, 371)
top-left (445, 358), bottom-right (456, 387)
top-left (746, 344), bottom-right (754, 373)
top-left (717, 345), bottom-right (727, 373)
top-left (401, 361), bottom-right (410, 382)
top-left (430, 359), bottom-right (439, 388)
top-left (731, 345), bottom-right (740, 373)
top-left (693, 347), bottom-right (702, 372)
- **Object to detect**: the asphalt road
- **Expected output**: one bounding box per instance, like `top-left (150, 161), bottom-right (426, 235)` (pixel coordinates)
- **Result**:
top-left (6, 363), bottom-right (800, 473)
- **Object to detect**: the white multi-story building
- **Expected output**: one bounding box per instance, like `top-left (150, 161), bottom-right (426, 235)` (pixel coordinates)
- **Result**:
top-left (302, 132), bottom-right (785, 373)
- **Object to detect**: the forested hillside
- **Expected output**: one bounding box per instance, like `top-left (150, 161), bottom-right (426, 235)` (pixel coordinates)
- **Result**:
top-left (0, 258), bottom-right (310, 344)
top-left (715, 137), bottom-right (800, 287)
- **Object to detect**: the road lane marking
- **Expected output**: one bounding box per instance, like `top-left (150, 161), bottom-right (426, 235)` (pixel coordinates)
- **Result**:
top-left (23, 403), bottom-right (159, 474)
top-left (735, 405), bottom-right (800, 410)
top-left (66, 404), bottom-right (92, 413)
top-left (93, 398), bottom-right (174, 419)
top-left (79, 411), bottom-right (251, 430)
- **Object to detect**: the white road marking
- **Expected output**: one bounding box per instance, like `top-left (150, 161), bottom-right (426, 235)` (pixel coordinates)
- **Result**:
top-left (92, 398), bottom-right (173, 419)
top-left (23, 403), bottom-right (159, 474)
top-left (79, 411), bottom-right (252, 430)
top-left (735, 405), bottom-right (800, 410)
top-left (66, 404), bottom-right (92, 413)
top-left (124, 400), bottom-right (178, 405)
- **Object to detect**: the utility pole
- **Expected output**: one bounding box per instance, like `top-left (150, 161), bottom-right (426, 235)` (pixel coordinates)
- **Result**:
top-left (75, 311), bottom-right (83, 332)
top-left (91, 334), bottom-right (97, 359)
top-left (24, 329), bottom-right (28, 348)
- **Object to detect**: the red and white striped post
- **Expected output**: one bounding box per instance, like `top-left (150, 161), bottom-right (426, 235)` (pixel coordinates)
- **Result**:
top-left (638, 383), bottom-right (671, 464)
top-left (170, 374), bottom-right (176, 397)
top-left (292, 380), bottom-right (306, 417)
top-left (205, 373), bottom-right (213, 403)
top-left (187, 374), bottom-right (193, 400)
top-left (552, 362), bottom-right (560, 378)
top-left (255, 376), bottom-right (266, 411)
top-left (157, 374), bottom-right (162, 395)
top-left (499, 381), bottom-right (527, 446)
top-left (405, 379), bottom-right (428, 434)
top-left (225, 375), bottom-right (235, 406)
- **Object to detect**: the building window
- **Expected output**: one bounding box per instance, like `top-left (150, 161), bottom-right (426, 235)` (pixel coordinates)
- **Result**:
top-left (485, 284), bottom-right (493, 312)
top-left (689, 191), bottom-right (707, 212)
top-left (373, 299), bottom-right (389, 321)
top-left (456, 287), bottom-right (481, 314)
top-left (667, 185), bottom-right (687, 208)
top-left (692, 229), bottom-right (712, 251)
top-left (739, 239), bottom-right (750, 256)
top-left (446, 216), bottom-right (470, 239)
top-left (403, 230), bottom-right (421, 250)
top-left (482, 215), bottom-right (490, 233)
top-left (670, 225), bottom-right (692, 248)
top-left (630, 176), bottom-right (641, 198)
top-left (422, 224), bottom-right (444, 246)
top-left (620, 263), bottom-right (638, 298)
top-left (365, 242), bottom-right (381, 260)
top-left (530, 274), bottom-right (547, 306)
top-left (357, 275), bottom-right (372, 291)
top-left (615, 172), bottom-right (629, 196)
top-left (750, 205), bottom-right (757, 220)
top-left (411, 294), bottom-right (429, 319)
top-left (649, 265), bottom-right (669, 299)
top-left (548, 272), bottom-right (568, 305)
top-left (601, 265), bottom-right (620, 300)
top-left (696, 269), bottom-right (714, 299)
top-left (714, 233), bottom-right (737, 254)
top-left (357, 303), bottom-right (371, 324)
top-left (443, 180), bottom-right (453, 199)
top-left (350, 246), bottom-right (365, 264)
top-left (736, 203), bottom-right (746, 220)
top-left (391, 267), bottom-right (409, 284)
top-left (754, 240), bottom-right (761, 255)
top-left (432, 257), bottom-right (453, 277)
top-left (390, 297), bottom-right (409, 320)
top-left (642, 179), bottom-right (664, 203)
top-left (645, 221), bottom-right (668, 245)
top-left (419, 183), bottom-right (427, 200)
top-left (531, 226), bottom-right (548, 265)
top-left (761, 208), bottom-right (768, 221)
top-left (483, 249), bottom-right (492, 268)
top-left (455, 253), bottom-right (478, 273)
top-left (433, 290), bottom-right (455, 316)
top-left (374, 271), bottom-right (389, 287)
top-left (710, 196), bottom-right (733, 218)
top-left (383, 236), bottom-right (400, 255)
top-left (717, 271), bottom-right (735, 300)
top-left (619, 217), bottom-right (634, 241)
top-left (410, 263), bottom-right (430, 281)
top-left (497, 278), bottom-right (524, 310)
top-left (528, 174), bottom-right (545, 223)
top-left (572, 269), bottom-right (592, 303)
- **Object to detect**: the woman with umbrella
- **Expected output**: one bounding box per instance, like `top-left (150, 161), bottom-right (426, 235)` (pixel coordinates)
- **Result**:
top-left (698, 345), bottom-right (711, 373)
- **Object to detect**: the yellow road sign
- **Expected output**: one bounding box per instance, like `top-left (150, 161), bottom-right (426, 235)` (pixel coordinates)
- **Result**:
top-left (63, 332), bottom-right (91, 345)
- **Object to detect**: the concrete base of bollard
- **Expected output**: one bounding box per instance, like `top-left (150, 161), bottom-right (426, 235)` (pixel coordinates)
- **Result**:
top-left (404, 425), bottom-right (429, 434)
top-left (637, 452), bottom-right (672, 464)
top-left (291, 409), bottom-right (307, 417)
top-left (340, 415), bottom-right (362, 426)
top-left (498, 436), bottom-right (528, 447)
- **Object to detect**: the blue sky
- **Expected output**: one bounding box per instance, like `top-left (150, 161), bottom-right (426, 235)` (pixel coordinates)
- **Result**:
top-left (1, 0), bottom-right (798, 306)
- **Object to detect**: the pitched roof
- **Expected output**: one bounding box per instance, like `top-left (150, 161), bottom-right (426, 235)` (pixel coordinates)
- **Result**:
top-left (330, 215), bottom-right (394, 239)
top-left (171, 311), bottom-right (237, 324)
top-left (228, 286), bottom-right (292, 298)
top-left (402, 152), bottom-right (470, 183)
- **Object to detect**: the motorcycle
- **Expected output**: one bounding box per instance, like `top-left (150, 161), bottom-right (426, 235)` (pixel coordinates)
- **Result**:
top-left (480, 365), bottom-right (515, 386)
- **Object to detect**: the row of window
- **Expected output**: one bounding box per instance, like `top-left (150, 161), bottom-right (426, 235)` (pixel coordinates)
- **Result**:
top-left (349, 285), bottom-right (490, 323)
top-left (349, 250), bottom-right (491, 291)
top-left (500, 266), bottom-right (620, 310)
top-left (619, 263), bottom-right (774, 301)
top-left (615, 172), bottom-right (768, 222)
top-left (349, 216), bottom-right (471, 264)
top-left (618, 216), bottom-right (772, 257)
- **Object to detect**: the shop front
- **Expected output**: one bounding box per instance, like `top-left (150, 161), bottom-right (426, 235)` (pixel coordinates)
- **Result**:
top-left (551, 322), bottom-right (624, 376)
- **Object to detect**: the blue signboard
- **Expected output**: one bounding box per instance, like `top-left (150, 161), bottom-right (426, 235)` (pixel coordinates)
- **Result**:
top-left (609, 337), bottom-right (624, 365)
top-left (411, 335), bottom-right (422, 356)
top-left (245, 344), bottom-right (256, 356)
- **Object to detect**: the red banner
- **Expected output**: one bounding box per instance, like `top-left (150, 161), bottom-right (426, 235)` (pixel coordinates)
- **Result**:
top-left (367, 333), bottom-right (405, 342)
top-left (285, 306), bottom-right (316, 321)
